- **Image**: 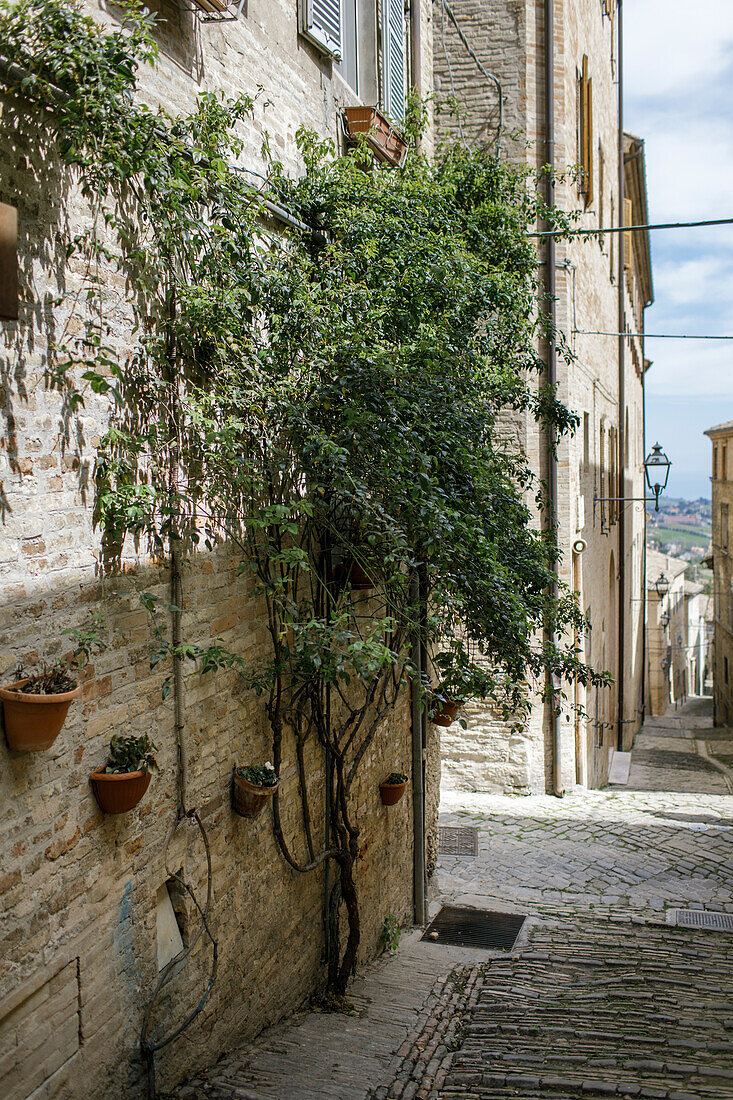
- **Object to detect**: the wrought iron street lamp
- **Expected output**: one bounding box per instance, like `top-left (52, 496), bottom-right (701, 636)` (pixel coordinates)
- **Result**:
top-left (655, 573), bottom-right (670, 599)
top-left (594, 441), bottom-right (672, 516)
top-left (644, 442), bottom-right (672, 511)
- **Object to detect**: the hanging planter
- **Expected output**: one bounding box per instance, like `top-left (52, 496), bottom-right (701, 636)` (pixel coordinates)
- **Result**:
top-left (0, 677), bottom-right (82, 752)
top-left (232, 763), bottom-right (279, 819)
top-left (379, 772), bottom-right (409, 806)
top-left (430, 695), bottom-right (461, 728)
top-left (90, 769), bottom-right (152, 814)
top-left (342, 107), bottom-right (408, 169)
top-left (90, 734), bottom-right (158, 814)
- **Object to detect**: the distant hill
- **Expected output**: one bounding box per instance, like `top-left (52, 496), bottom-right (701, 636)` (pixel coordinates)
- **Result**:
top-left (647, 496), bottom-right (711, 568)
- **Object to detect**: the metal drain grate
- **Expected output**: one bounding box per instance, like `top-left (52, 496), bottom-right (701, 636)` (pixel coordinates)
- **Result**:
top-left (422, 906), bottom-right (525, 950)
top-left (438, 826), bottom-right (478, 857)
top-left (668, 909), bottom-right (733, 931)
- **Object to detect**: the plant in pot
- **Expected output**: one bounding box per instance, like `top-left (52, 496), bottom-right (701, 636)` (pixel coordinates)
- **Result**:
top-left (90, 733), bottom-right (158, 814)
top-left (232, 761), bottom-right (278, 819)
top-left (429, 650), bottom-right (488, 728)
top-left (379, 771), bottom-right (409, 805)
top-left (0, 615), bottom-right (106, 752)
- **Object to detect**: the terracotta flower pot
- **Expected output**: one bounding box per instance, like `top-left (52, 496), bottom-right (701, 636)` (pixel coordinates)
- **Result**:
top-left (0, 678), bottom-right (82, 751)
top-left (232, 769), bottom-right (278, 819)
top-left (90, 769), bottom-right (152, 814)
top-left (342, 107), bottom-right (408, 168)
top-left (379, 778), bottom-right (409, 806)
top-left (430, 696), bottom-right (461, 727)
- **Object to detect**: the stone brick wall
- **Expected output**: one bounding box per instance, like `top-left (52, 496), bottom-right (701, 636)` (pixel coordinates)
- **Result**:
top-left (706, 425), bottom-right (733, 725)
top-left (0, 3), bottom-right (435, 1097)
top-left (434, 0), bottom-right (647, 794)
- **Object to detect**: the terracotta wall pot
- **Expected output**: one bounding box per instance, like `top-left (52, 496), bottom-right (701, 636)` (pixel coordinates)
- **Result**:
top-left (90, 769), bottom-right (152, 814)
top-left (379, 778), bottom-right (409, 806)
top-left (430, 697), bottom-right (461, 727)
top-left (232, 770), bottom-right (278, 818)
top-left (0, 678), bottom-right (82, 751)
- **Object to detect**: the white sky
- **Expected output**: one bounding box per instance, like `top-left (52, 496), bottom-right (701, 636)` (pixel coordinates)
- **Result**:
top-left (624, 0), bottom-right (733, 497)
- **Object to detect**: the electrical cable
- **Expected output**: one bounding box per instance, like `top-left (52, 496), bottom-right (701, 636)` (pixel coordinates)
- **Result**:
top-left (529, 216), bottom-right (733, 237)
top-left (574, 331), bottom-right (733, 340)
top-left (438, 0), bottom-right (504, 156)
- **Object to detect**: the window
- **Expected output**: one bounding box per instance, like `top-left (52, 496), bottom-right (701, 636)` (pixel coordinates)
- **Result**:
top-left (723, 444), bottom-right (728, 481)
top-left (337, 0), bottom-right (359, 92)
top-left (578, 56), bottom-right (593, 206)
top-left (597, 142), bottom-right (604, 239)
top-left (382, 0), bottom-right (406, 122)
top-left (725, 656), bottom-right (729, 685)
top-left (300, 0), bottom-right (342, 57)
top-left (713, 444), bottom-right (718, 480)
top-left (300, 1), bottom-right (407, 123)
top-left (721, 502), bottom-right (729, 550)
top-left (624, 196), bottom-right (634, 272)
top-left (599, 422), bottom-right (606, 527)
top-left (583, 411), bottom-right (590, 477)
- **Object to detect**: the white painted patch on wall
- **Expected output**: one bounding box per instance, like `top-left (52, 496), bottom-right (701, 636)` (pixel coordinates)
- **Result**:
top-left (608, 750), bottom-right (631, 785)
top-left (156, 882), bottom-right (185, 970)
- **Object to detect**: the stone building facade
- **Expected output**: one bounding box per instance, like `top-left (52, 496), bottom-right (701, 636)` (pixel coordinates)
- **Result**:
top-left (0, 3), bottom-right (438, 1098)
top-left (705, 420), bottom-right (733, 725)
top-left (435, 0), bottom-right (652, 792)
top-left (645, 548), bottom-right (697, 716)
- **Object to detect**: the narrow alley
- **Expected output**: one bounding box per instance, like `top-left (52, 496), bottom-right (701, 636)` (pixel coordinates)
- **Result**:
top-left (175, 698), bottom-right (733, 1099)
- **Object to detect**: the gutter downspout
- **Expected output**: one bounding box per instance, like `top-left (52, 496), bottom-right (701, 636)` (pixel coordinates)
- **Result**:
top-left (617, 0), bottom-right (626, 752)
top-left (641, 357), bottom-right (647, 722)
top-left (410, 0), bottom-right (422, 151)
top-left (544, 0), bottom-right (563, 797)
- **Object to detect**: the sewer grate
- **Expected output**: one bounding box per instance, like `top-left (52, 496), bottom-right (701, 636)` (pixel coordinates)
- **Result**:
top-left (438, 825), bottom-right (479, 857)
top-left (667, 908), bottom-right (733, 931)
top-left (422, 906), bottom-right (525, 950)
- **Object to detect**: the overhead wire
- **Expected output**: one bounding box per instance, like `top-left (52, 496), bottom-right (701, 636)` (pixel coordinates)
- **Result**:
top-left (437, 0), bottom-right (504, 156)
top-left (529, 216), bottom-right (733, 237)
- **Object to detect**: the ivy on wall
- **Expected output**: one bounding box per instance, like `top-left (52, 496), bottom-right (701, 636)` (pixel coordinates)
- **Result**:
top-left (0, 0), bottom-right (608, 996)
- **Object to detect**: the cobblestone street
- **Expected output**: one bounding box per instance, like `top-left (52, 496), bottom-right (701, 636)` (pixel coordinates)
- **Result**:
top-left (176, 699), bottom-right (733, 1099)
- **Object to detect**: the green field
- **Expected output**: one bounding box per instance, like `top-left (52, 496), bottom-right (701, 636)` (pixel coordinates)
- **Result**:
top-left (647, 523), bottom-right (711, 553)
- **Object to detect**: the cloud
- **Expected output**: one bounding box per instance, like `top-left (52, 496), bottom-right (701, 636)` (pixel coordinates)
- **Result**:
top-left (645, 338), bottom-right (733, 400)
top-left (649, 253), bottom-right (733, 330)
top-left (624, 0), bottom-right (733, 97)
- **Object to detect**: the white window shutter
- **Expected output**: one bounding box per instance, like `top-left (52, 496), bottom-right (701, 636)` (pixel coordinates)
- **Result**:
top-left (300, 0), bottom-right (342, 58)
top-left (382, 0), bottom-right (406, 123)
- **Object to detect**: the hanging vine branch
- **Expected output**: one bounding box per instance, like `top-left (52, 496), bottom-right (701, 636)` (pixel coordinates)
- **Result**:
top-left (0, 0), bottom-right (610, 997)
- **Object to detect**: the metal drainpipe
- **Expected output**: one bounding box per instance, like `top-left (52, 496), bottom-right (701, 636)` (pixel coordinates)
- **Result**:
top-left (410, 572), bottom-right (427, 925)
top-left (410, 0), bottom-right (422, 153)
top-left (641, 357), bottom-right (647, 722)
top-left (544, 0), bottom-right (563, 797)
top-left (617, 0), bottom-right (626, 752)
top-left (410, 0), bottom-right (422, 97)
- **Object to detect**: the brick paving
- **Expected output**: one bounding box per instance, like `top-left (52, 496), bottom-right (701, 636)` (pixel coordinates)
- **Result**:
top-left (176, 698), bottom-right (733, 1099)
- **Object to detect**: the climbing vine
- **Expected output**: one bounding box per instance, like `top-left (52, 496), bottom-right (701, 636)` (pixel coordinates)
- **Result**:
top-left (0, 0), bottom-right (608, 998)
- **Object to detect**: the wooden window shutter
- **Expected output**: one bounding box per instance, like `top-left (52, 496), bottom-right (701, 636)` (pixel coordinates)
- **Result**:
top-left (586, 76), bottom-right (593, 205)
top-left (579, 57), bottom-right (593, 207)
top-left (623, 196), bottom-right (633, 270)
top-left (382, 0), bottom-right (406, 123)
top-left (300, 0), bottom-right (342, 58)
top-left (0, 203), bottom-right (18, 322)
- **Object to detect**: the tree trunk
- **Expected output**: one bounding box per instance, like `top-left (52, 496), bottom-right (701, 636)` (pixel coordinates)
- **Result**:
top-left (333, 849), bottom-right (360, 995)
